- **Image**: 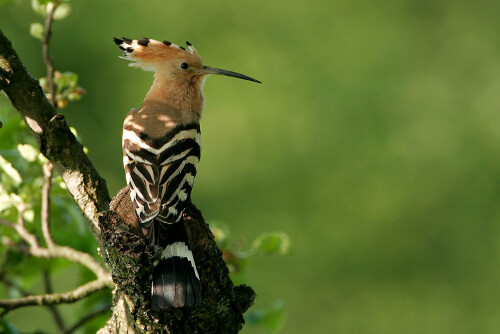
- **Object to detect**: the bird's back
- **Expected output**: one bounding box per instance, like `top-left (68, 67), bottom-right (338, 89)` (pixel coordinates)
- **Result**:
top-left (122, 103), bottom-right (201, 241)
top-left (122, 103), bottom-right (202, 308)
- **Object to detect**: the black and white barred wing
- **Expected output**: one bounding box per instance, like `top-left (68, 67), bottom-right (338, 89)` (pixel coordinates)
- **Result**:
top-left (122, 124), bottom-right (201, 240)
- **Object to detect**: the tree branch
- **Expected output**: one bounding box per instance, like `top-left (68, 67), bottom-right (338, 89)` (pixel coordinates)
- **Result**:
top-left (41, 162), bottom-right (55, 248)
top-left (0, 278), bottom-right (113, 313)
top-left (0, 28), bottom-right (110, 236)
top-left (0, 215), bottom-right (109, 279)
top-left (0, 208), bottom-right (113, 318)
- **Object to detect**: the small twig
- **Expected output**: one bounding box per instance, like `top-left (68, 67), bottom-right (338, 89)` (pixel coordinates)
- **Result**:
top-left (43, 0), bottom-right (60, 108)
top-left (65, 305), bottom-right (111, 334)
top-left (41, 162), bottom-right (55, 248)
top-left (43, 270), bottom-right (66, 333)
top-left (0, 214), bottom-right (110, 279)
top-left (0, 277), bottom-right (113, 315)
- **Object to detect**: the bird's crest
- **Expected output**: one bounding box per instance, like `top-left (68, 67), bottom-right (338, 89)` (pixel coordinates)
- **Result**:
top-left (113, 37), bottom-right (201, 72)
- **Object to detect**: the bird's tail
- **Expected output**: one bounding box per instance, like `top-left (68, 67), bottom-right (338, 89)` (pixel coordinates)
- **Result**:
top-left (151, 220), bottom-right (202, 310)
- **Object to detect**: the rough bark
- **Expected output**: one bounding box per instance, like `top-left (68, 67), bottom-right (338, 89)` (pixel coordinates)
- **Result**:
top-left (0, 28), bottom-right (255, 333)
top-left (99, 187), bottom-right (255, 333)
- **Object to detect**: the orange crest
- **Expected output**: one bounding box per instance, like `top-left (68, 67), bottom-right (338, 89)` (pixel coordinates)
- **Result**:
top-left (114, 37), bottom-right (202, 72)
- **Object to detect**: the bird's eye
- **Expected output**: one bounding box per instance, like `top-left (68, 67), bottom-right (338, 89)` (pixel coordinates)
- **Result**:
top-left (181, 62), bottom-right (189, 70)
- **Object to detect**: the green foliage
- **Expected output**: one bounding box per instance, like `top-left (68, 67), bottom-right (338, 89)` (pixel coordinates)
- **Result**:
top-left (210, 221), bottom-right (290, 332)
top-left (0, 0), bottom-right (97, 328)
top-left (210, 221), bottom-right (290, 281)
top-left (28, 0), bottom-right (84, 109)
top-left (31, 0), bottom-right (71, 20)
top-left (0, 98), bottom-right (105, 334)
top-left (251, 232), bottom-right (290, 256)
top-left (38, 71), bottom-right (85, 109)
top-left (29, 22), bottom-right (44, 41)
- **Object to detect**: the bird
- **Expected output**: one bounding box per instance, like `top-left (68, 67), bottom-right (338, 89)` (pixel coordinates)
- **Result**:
top-left (113, 36), bottom-right (260, 310)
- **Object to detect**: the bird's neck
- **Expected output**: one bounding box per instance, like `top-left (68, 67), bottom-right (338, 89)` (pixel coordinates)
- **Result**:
top-left (143, 75), bottom-right (205, 119)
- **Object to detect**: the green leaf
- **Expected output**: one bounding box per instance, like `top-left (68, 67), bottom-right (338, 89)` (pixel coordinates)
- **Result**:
top-left (31, 0), bottom-right (69, 18)
top-left (252, 231), bottom-right (291, 256)
top-left (69, 126), bottom-right (78, 137)
top-left (209, 220), bottom-right (230, 249)
top-left (23, 208), bottom-right (35, 223)
top-left (53, 3), bottom-right (71, 20)
top-left (29, 22), bottom-right (44, 41)
top-left (246, 300), bottom-right (286, 332)
top-left (0, 192), bottom-right (12, 212)
top-left (17, 144), bottom-right (39, 162)
top-left (38, 77), bottom-right (48, 90)
top-left (0, 155), bottom-right (22, 186)
top-left (31, 0), bottom-right (45, 16)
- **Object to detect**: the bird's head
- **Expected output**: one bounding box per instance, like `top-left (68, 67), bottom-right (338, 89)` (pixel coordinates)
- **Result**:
top-left (113, 37), bottom-right (261, 86)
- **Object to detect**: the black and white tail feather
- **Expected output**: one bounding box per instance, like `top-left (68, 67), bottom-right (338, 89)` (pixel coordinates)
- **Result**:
top-left (122, 118), bottom-right (202, 309)
top-left (151, 222), bottom-right (201, 309)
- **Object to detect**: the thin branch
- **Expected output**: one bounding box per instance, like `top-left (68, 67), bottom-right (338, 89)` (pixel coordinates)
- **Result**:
top-left (34, 245), bottom-right (111, 279)
top-left (0, 215), bottom-right (109, 279)
top-left (65, 305), bottom-right (111, 334)
top-left (43, 0), bottom-right (60, 108)
top-left (0, 277), bottom-right (113, 314)
top-left (11, 204), bottom-right (41, 249)
top-left (41, 162), bottom-right (55, 248)
top-left (43, 270), bottom-right (66, 333)
top-left (2, 272), bottom-right (66, 332)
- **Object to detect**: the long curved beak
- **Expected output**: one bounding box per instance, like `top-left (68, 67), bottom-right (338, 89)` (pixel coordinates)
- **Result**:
top-left (202, 65), bottom-right (261, 83)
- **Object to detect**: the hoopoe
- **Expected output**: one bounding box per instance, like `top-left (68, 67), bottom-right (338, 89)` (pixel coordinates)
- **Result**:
top-left (113, 37), bottom-right (260, 310)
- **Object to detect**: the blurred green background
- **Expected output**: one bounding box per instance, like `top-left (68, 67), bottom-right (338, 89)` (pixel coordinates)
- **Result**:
top-left (2, 0), bottom-right (500, 333)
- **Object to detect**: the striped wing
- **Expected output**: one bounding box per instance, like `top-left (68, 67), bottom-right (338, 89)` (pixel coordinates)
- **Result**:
top-left (123, 123), bottom-right (201, 241)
